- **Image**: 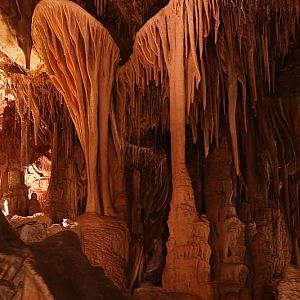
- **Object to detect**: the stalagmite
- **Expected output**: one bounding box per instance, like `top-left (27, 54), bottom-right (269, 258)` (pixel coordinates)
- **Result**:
top-left (117, 0), bottom-right (217, 296)
top-left (32, 0), bottom-right (120, 215)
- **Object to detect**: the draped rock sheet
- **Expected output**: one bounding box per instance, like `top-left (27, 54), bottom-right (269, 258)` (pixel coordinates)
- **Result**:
top-left (32, 0), bottom-right (120, 215)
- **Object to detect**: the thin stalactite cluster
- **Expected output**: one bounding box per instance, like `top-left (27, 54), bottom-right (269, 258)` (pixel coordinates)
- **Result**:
top-left (10, 73), bottom-right (74, 167)
top-left (116, 0), bottom-right (300, 175)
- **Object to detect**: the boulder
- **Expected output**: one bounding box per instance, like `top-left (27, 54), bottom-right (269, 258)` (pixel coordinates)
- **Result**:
top-left (19, 223), bottom-right (48, 243)
top-left (10, 213), bottom-right (52, 229)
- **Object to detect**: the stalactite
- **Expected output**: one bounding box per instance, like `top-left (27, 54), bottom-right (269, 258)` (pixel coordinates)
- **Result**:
top-left (117, 0), bottom-right (300, 177)
top-left (92, 0), bottom-right (106, 16)
top-left (11, 78), bottom-right (30, 168)
top-left (116, 0), bottom-right (216, 159)
top-left (125, 144), bottom-right (169, 187)
top-left (116, 1), bottom-right (217, 296)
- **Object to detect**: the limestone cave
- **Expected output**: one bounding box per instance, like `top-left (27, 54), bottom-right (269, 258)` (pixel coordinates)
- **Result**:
top-left (0, 0), bottom-right (300, 299)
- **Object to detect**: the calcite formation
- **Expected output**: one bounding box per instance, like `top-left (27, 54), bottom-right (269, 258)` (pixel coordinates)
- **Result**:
top-left (277, 266), bottom-right (300, 299)
top-left (2, 170), bottom-right (28, 217)
top-left (32, 0), bottom-right (120, 216)
top-left (27, 193), bottom-right (42, 216)
top-left (163, 215), bottom-right (212, 298)
top-left (205, 138), bottom-right (249, 299)
top-left (1, 0), bottom-right (300, 299)
top-left (76, 213), bottom-right (130, 289)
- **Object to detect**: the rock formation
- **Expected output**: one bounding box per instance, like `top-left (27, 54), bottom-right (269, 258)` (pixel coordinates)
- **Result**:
top-left (32, 0), bottom-right (120, 216)
top-left (2, 170), bottom-right (28, 217)
top-left (0, 211), bottom-right (129, 300)
top-left (1, 0), bottom-right (300, 299)
top-left (76, 213), bottom-right (130, 289)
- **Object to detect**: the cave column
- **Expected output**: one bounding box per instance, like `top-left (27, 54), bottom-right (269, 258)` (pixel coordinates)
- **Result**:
top-left (204, 137), bottom-right (249, 299)
top-left (162, 2), bottom-right (212, 298)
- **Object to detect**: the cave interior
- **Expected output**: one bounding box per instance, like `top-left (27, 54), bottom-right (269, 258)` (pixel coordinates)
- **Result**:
top-left (1, 0), bottom-right (300, 299)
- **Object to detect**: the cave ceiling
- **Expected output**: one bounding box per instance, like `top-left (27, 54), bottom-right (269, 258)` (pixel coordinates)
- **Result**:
top-left (0, 0), bottom-right (170, 68)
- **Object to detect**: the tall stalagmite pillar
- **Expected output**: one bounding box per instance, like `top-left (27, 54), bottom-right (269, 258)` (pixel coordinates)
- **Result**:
top-left (162, 2), bottom-right (212, 298)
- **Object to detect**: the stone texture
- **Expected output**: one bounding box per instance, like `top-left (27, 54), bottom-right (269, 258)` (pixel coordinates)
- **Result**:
top-left (27, 193), bottom-right (42, 216)
top-left (19, 223), bottom-right (48, 243)
top-left (10, 213), bottom-right (52, 229)
top-left (0, 253), bottom-right (25, 300)
top-left (0, 211), bottom-right (129, 300)
top-left (2, 170), bottom-right (28, 217)
top-left (46, 223), bottom-right (63, 236)
top-left (76, 213), bottom-right (130, 289)
top-left (1, 0), bottom-right (300, 298)
top-left (277, 266), bottom-right (300, 299)
top-left (205, 138), bottom-right (248, 299)
top-left (163, 212), bottom-right (212, 299)
top-left (134, 287), bottom-right (202, 300)
top-left (9, 213), bottom-right (81, 244)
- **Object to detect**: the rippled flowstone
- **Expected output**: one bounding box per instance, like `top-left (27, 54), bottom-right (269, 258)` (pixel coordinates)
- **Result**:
top-left (277, 266), bottom-right (300, 299)
top-left (76, 213), bottom-right (130, 289)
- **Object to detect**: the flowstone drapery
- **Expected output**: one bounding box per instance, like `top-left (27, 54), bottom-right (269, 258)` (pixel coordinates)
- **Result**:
top-left (32, 0), bottom-right (120, 216)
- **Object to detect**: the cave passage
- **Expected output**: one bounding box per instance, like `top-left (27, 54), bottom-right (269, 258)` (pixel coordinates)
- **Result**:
top-left (1, 0), bottom-right (300, 299)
